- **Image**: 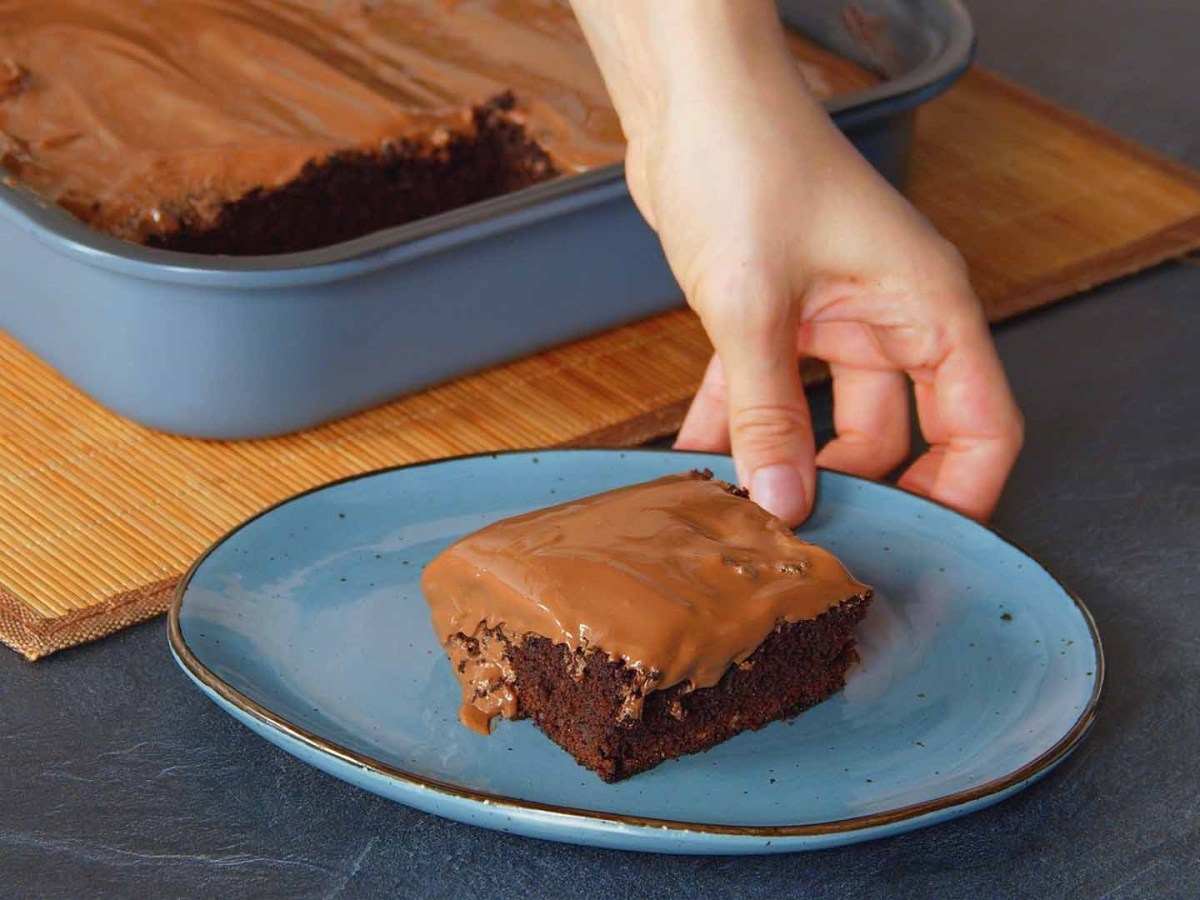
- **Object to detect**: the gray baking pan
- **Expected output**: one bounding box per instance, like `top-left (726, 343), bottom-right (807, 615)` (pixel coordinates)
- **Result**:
top-left (0, 0), bottom-right (973, 439)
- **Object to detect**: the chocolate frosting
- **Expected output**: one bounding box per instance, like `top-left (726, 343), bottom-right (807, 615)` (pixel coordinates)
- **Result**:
top-left (0, 0), bottom-right (621, 241)
top-left (422, 472), bottom-right (869, 734)
top-left (0, 1), bottom-right (875, 243)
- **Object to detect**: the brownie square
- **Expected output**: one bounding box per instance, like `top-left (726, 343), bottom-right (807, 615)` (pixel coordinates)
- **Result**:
top-left (422, 470), bottom-right (873, 782)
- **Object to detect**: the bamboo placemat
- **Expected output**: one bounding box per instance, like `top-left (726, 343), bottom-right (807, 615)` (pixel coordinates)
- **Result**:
top-left (3, 67), bottom-right (1199, 660)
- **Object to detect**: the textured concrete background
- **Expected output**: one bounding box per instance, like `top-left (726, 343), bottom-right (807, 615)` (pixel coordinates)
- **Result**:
top-left (2, 2), bottom-right (1197, 896)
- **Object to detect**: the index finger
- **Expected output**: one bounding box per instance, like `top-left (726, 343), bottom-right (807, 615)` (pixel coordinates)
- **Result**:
top-left (701, 290), bottom-right (817, 526)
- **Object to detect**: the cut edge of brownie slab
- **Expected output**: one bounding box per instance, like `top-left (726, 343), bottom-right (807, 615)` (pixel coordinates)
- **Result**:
top-left (143, 93), bottom-right (556, 256)
top-left (478, 597), bottom-right (869, 782)
top-left (422, 469), bottom-right (874, 783)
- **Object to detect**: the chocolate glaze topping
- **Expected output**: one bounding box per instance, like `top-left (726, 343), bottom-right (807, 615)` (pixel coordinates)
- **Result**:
top-left (0, 0), bottom-right (621, 241)
top-left (0, 1), bottom-right (876, 245)
top-left (422, 471), bottom-right (870, 734)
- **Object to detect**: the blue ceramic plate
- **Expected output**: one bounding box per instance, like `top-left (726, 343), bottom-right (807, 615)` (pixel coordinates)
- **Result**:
top-left (169, 450), bottom-right (1103, 854)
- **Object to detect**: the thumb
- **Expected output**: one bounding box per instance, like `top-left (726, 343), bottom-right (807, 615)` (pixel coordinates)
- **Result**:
top-left (709, 307), bottom-right (816, 526)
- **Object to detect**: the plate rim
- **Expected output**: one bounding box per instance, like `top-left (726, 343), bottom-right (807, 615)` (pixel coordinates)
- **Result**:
top-left (168, 447), bottom-right (1105, 838)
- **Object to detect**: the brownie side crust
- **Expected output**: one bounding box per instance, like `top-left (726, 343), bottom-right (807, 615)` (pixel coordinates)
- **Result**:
top-left (146, 93), bottom-right (556, 256)
top-left (475, 593), bottom-right (872, 782)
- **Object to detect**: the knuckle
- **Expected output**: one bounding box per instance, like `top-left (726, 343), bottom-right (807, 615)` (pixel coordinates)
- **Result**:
top-left (740, 298), bottom-right (793, 343)
top-left (689, 264), bottom-right (791, 344)
top-left (925, 234), bottom-right (970, 282)
top-left (880, 431), bottom-right (912, 466)
top-left (985, 406), bottom-right (1025, 464)
top-left (1005, 408), bottom-right (1026, 454)
top-left (940, 238), bottom-right (969, 273)
top-left (844, 427), bottom-right (909, 477)
top-left (921, 319), bottom-right (954, 366)
top-left (910, 237), bottom-right (979, 321)
top-left (732, 402), bottom-right (810, 450)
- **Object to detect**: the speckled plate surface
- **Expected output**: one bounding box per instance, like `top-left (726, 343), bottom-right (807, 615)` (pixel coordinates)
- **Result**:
top-left (169, 449), bottom-right (1103, 854)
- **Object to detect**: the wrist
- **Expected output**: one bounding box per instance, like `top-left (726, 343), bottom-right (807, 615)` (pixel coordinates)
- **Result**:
top-left (570, 0), bottom-right (798, 143)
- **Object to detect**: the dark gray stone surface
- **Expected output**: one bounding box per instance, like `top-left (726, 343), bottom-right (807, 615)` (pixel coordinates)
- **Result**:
top-left (968, 0), bottom-right (1200, 166)
top-left (2, 1), bottom-right (1197, 896)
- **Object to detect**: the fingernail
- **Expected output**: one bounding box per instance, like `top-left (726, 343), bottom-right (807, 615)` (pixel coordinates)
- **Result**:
top-left (750, 464), bottom-right (809, 526)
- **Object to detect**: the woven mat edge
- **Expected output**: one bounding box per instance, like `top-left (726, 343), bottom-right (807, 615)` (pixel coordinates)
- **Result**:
top-left (0, 578), bottom-right (178, 661)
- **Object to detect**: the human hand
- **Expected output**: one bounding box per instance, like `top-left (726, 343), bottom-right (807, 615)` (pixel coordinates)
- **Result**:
top-left (572, 0), bottom-right (1023, 524)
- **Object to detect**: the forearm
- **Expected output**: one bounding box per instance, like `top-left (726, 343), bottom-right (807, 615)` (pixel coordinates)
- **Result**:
top-left (569, 0), bottom-right (824, 143)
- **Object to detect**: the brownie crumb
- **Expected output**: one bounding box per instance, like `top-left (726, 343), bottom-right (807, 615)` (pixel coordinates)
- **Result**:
top-left (0, 59), bottom-right (29, 100)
